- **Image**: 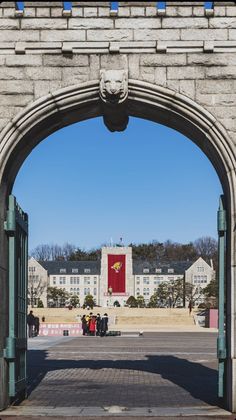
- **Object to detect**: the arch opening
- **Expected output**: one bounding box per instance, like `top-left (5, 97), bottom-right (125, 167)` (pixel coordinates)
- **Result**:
top-left (0, 80), bottom-right (234, 206)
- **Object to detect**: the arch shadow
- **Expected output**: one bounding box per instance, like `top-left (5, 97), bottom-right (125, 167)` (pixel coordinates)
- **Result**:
top-left (26, 348), bottom-right (219, 407)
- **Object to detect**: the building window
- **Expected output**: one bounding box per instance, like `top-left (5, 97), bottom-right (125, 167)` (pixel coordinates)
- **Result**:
top-left (94, 288), bottom-right (97, 295)
top-left (84, 277), bottom-right (90, 285)
top-left (193, 275), bottom-right (207, 284)
top-left (84, 268), bottom-right (91, 274)
top-left (29, 266), bottom-right (35, 272)
top-left (197, 266), bottom-right (204, 272)
top-left (168, 276), bottom-right (174, 281)
top-left (60, 268), bottom-right (66, 274)
top-left (59, 277), bottom-right (66, 285)
top-left (53, 276), bottom-right (56, 285)
top-left (168, 268), bottom-right (174, 274)
top-left (72, 268), bottom-right (78, 274)
top-left (143, 277), bottom-right (149, 284)
top-left (70, 276), bottom-right (80, 285)
top-left (84, 287), bottom-right (91, 295)
top-left (155, 268), bottom-right (162, 273)
top-left (143, 268), bottom-right (149, 274)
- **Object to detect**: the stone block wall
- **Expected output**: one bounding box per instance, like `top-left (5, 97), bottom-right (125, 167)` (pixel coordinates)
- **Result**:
top-left (0, 1), bottom-right (235, 139)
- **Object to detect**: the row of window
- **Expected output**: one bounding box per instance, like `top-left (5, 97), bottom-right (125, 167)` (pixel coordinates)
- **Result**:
top-left (136, 287), bottom-right (159, 297)
top-left (59, 268), bottom-right (91, 274)
top-left (69, 287), bottom-right (97, 295)
top-left (193, 275), bottom-right (208, 284)
top-left (142, 268), bottom-right (174, 274)
top-left (136, 276), bottom-right (182, 285)
top-left (52, 276), bottom-right (98, 286)
top-left (29, 266), bottom-right (93, 275)
top-left (28, 275), bottom-right (39, 283)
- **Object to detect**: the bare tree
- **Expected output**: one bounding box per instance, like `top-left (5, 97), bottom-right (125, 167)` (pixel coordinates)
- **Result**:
top-left (28, 274), bottom-right (47, 307)
top-left (194, 236), bottom-right (217, 263)
top-left (30, 243), bottom-right (77, 261)
top-left (51, 244), bottom-right (64, 261)
top-left (185, 282), bottom-right (204, 306)
top-left (30, 244), bottom-right (51, 261)
top-left (62, 243), bottom-right (76, 260)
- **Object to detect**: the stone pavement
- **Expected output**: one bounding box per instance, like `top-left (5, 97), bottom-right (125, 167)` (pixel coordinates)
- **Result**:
top-left (0, 332), bottom-right (234, 419)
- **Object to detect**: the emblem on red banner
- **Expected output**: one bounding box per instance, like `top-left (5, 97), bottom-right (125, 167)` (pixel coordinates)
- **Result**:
top-left (111, 261), bottom-right (123, 273)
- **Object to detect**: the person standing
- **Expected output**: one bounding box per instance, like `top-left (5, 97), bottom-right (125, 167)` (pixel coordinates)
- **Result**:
top-left (34, 316), bottom-right (40, 336)
top-left (89, 315), bottom-right (96, 336)
top-left (100, 313), bottom-right (109, 337)
top-left (188, 299), bottom-right (193, 315)
top-left (81, 315), bottom-right (87, 336)
top-left (27, 310), bottom-right (35, 338)
top-left (96, 313), bottom-right (101, 336)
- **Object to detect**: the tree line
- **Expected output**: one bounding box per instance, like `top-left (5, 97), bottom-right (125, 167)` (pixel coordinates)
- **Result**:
top-left (30, 236), bottom-right (218, 266)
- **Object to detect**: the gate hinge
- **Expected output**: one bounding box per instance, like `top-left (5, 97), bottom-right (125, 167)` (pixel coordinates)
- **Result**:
top-left (217, 336), bottom-right (226, 360)
top-left (4, 209), bottom-right (16, 234)
top-left (4, 337), bottom-right (16, 361)
top-left (217, 209), bottom-right (226, 233)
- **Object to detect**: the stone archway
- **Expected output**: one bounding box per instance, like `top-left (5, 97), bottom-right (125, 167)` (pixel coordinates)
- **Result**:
top-left (0, 79), bottom-right (235, 412)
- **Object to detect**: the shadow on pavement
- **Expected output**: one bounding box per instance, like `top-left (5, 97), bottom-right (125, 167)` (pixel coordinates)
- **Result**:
top-left (26, 350), bottom-right (218, 407)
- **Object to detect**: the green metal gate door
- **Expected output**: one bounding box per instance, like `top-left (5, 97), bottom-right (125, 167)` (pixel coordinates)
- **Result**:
top-left (4, 195), bottom-right (28, 400)
top-left (217, 195), bottom-right (227, 399)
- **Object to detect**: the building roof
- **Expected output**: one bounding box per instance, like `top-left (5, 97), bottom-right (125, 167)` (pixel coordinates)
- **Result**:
top-left (133, 260), bottom-right (192, 275)
top-left (40, 260), bottom-right (100, 275)
top-left (38, 259), bottom-right (194, 276)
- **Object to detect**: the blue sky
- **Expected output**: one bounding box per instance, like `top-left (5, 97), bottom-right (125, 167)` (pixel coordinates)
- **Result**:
top-left (12, 117), bottom-right (222, 252)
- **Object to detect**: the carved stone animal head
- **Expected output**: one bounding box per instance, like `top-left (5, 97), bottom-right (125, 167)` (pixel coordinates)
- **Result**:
top-left (100, 70), bottom-right (128, 104)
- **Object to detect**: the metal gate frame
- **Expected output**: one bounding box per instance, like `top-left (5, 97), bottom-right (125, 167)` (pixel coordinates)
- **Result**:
top-left (3, 195), bottom-right (28, 399)
top-left (217, 195), bottom-right (227, 399)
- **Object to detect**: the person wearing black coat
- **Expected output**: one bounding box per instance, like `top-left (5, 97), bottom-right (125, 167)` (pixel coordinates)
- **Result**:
top-left (96, 313), bottom-right (101, 336)
top-left (100, 313), bottom-right (108, 337)
top-left (27, 310), bottom-right (35, 338)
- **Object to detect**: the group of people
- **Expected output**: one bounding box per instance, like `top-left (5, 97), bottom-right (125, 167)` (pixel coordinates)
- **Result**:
top-left (27, 310), bottom-right (40, 338)
top-left (81, 313), bottom-right (108, 337)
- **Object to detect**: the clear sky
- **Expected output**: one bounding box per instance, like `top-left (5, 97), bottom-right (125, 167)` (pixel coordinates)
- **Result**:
top-left (12, 116), bottom-right (222, 252)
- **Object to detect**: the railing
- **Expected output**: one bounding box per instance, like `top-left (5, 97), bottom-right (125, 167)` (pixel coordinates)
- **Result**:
top-left (14, 2), bottom-right (215, 13)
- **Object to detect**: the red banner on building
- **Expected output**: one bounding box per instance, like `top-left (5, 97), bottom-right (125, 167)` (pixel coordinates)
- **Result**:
top-left (108, 254), bottom-right (126, 293)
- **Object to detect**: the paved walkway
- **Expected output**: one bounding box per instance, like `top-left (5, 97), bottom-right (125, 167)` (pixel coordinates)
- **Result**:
top-left (1, 332), bottom-right (233, 418)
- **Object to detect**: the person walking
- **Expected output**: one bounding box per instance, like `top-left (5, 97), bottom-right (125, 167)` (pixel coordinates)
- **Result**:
top-left (100, 313), bottom-right (109, 337)
top-left (27, 310), bottom-right (35, 338)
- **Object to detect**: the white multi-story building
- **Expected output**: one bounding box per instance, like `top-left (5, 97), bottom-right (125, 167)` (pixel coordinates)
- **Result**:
top-left (133, 260), bottom-right (188, 305)
top-left (28, 247), bottom-right (215, 307)
top-left (185, 257), bottom-right (214, 305)
top-left (28, 257), bottom-right (48, 307)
